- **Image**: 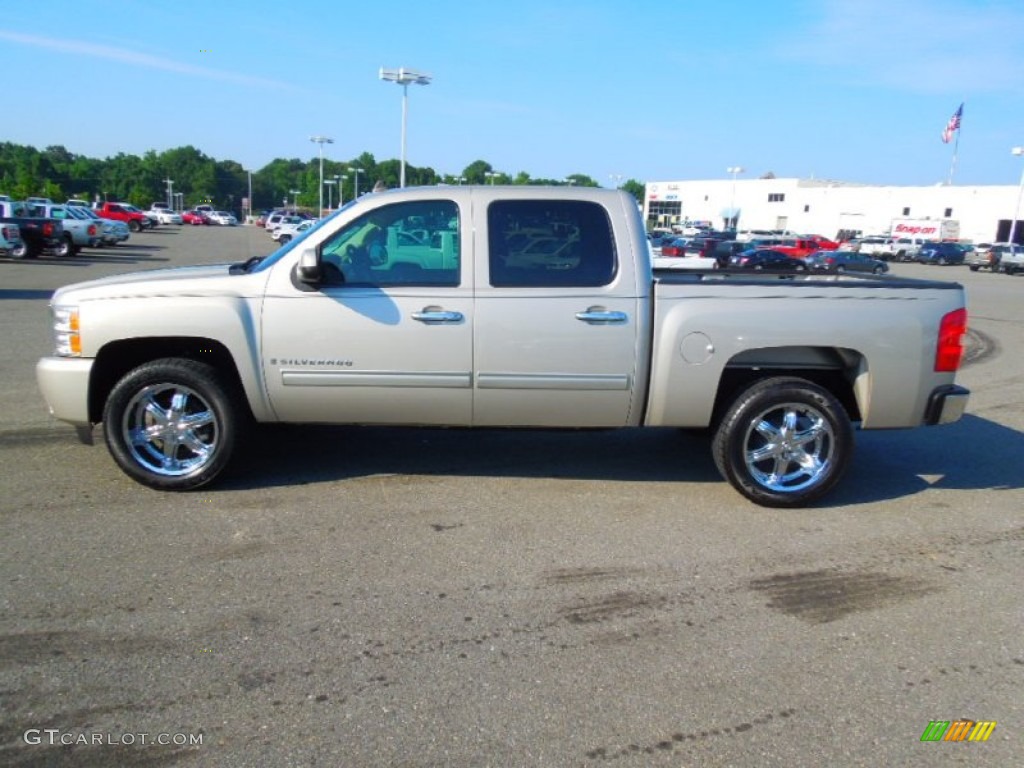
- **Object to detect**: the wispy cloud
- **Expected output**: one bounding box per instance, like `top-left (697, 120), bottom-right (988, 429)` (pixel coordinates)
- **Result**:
top-left (0, 29), bottom-right (290, 90)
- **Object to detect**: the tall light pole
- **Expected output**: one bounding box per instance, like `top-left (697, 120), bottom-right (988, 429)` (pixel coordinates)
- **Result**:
top-left (379, 67), bottom-right (431, 188)
top-left (163, 177), bottom-right (174, 208)
top-left (246, 169), bottom-right (252, 221)
top-left (608, 173), bottom-right (623, 188)
top-left (350, 167), bottom-right (364, 199)
top-left (324, 179), bottom-right (337, 211)
top-left (1010, 147), bottom-right (1024, 247)
top-left (485, 171), bottom-right (499, 185)
top-left (310, 135), bottom-right (333, 215)
top-left (338, 174), bottom-right (348, 207)
top-left (290, 189), bottom-right (301, 212)
top-left (726, 166), bottom-right (745, 230)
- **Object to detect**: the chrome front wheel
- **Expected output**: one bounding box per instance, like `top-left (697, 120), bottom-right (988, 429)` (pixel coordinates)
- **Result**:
top-left (104, 359), bottom-right (241, 490)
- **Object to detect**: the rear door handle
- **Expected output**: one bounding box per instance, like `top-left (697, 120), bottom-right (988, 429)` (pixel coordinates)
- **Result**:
top-left (412, 308), bottom-right (464, 324)
top-left (575, 308), bottom-right (628, 324)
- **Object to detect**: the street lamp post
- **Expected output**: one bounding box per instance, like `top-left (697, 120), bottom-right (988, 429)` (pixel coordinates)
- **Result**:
top-left (324, 179), bottom-right (337, 211)
top-left (290, 189), bottom-right (301, 212)
top-left (726, 166), bottom-right (745, 230)
top-left (608, 173), bottom-right (623, 188)
top-left (379, 67), bottom-right (431, 188)
top-left (310, 135), bottom-right (333, 216)
top-left (485, 171), bottom-right (498, 185)
top-left (246, 169), bottom-right (252, 221)
top-left (1010, 147), bottom-right (1024, 247)
top-left (163, 178), bottom-right (174, 208)
top-left (350, 167), bottom-right (364, 199)
top-left (338, 174), bottom-right (348, 207)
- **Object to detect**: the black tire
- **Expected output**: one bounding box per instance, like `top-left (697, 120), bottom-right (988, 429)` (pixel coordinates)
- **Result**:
top-left (835, 265), bottom-right (846, 274)
top-left (55, 234), bottom-right (77, 258)
top-left (279, 234), bottom-right (291, 244)
top-left (969, 265), bottom-right (979, 271)
top-left (872, 266), bottom-right (884, 275)
top-left (103, 358), bottom-right (242, 490)
top-left (711, 376), bottom-right (854, 507)
top-left (937, 256), bottom-right (948, 266)
top-left (10, 240), bottom-right (29, 259)
top-left (128, 220), bottom-right (142, 232)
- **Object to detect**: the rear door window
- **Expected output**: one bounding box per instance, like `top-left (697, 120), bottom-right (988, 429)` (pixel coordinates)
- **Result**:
top-left (487, 200), bottom-right (616, 287)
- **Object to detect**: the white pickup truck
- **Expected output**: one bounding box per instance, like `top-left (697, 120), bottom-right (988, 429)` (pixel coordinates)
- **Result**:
top-left (36, 187), bottom-right (971, 507)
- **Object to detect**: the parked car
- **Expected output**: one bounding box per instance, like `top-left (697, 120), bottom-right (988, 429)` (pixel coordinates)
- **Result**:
top-left (965, 243), bottom-right (997, 271)
top-left (1, 221), bottom-right (25, 257)
top-left (207, 211), bottom-right (238, 226)
top-left (892, 237), bottom-right (929, 262)
top-left (992, 243), bottom-right (1024, 274)
top-left (150, 209), bottom-right (183, 225)
top-left (711, 240), bottom-right (750, 268)
top-left (659, 237), bottom-right (692, 258)
top-left (729, 249), bottom-right (808, 272)
top-left (855, 236), bottom-right (895, 258)
top-left (804, 250), bottom-right (888, 274)
top-left (33, 203), bottom-right (103, 255)
top-left (181, 210), bottom-right (208, 225)
top-left (66, 205), bottom-right (130, 246)
top-left (916, 242), bottom-right (967, 265)
top-left (94, 202), bottom-right (153, 232)
top-left (275, 219), bottom-right (315, 244)
top-left (804, 234), bottom-right (840, 251)
top-left (685, 235), bottom-right (728, 259)
top-left (0, 199), bottom-right (66, 258)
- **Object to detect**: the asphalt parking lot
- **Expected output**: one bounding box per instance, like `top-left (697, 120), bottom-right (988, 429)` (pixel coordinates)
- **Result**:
top-left (1, 227), bottom-right (1021, 767)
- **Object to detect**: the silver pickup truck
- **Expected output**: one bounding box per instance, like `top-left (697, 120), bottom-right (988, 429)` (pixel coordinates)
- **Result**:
top-left (36, 187), bottom-right (970, 507)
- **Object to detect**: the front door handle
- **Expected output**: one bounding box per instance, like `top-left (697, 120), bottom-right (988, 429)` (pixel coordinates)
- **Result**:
top-left (575, 307), bottom-right (628, 324)
top-left (412, 307), bottom-right (464, 324)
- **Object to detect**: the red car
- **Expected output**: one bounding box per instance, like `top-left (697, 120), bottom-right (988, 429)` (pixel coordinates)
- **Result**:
top-left (181, 210), bottom-right (207, 225)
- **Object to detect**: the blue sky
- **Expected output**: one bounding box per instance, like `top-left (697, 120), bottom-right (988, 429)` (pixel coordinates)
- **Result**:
top-left (3, 0), bottom-right (1023, 186)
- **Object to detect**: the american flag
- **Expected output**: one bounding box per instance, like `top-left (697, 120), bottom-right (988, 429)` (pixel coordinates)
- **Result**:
top-left (941, 103), bottom-right (963, 144)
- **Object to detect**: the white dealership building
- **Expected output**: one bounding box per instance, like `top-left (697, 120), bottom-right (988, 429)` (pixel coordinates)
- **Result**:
top-left (643, 177), bottom-right (1022, 244)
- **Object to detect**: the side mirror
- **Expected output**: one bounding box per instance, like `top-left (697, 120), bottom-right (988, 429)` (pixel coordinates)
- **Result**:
top-left (296, 247), bottom-right (321, 284)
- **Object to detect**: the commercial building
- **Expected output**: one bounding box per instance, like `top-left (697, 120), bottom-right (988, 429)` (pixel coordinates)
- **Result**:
top-left (644, 177), bottom-right (1022, 244)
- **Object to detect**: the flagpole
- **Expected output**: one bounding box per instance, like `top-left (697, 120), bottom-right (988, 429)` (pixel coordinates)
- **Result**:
top-left (947, 130), bottom-right (960, 186)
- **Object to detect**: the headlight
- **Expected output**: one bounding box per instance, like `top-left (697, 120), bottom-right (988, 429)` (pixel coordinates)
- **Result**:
top-left (53, 305), bottom-right (81, 356)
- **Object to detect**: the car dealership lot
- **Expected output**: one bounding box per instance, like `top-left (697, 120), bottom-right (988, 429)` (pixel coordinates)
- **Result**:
top-left (1, 226), bottom-right (1021, 766)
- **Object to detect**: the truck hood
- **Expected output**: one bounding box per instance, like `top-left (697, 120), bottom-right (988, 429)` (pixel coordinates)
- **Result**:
top-left (51, 263), bottom-right (266, 304)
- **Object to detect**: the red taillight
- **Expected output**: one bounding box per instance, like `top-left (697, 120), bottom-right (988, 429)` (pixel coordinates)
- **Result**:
top-left (88, 225), bottom-right (97, 236)
top-left (43, 222), bottom-right (54, 236)
top-left (935, 307), bottom-right (967, 372)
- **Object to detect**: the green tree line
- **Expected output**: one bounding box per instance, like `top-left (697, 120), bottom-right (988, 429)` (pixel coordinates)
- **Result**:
top-left (0, 142), bottom-right (645, 213)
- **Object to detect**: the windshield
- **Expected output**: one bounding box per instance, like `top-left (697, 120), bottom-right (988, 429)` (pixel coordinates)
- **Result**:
top-left (251, 201), bottom-right (354, 272)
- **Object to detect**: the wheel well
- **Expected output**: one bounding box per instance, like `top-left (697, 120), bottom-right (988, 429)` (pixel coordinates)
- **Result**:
top-left (710, 347), bottom-right (864, 427)
top-left (88, 337), bottom-right (247, 423)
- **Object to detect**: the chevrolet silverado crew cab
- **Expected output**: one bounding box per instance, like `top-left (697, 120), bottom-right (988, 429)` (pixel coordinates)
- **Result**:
top-left (36, 187), bottom-right (971, 507)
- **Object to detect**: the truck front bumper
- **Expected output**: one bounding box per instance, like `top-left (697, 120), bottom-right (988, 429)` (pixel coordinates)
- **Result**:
top-left (925, 384), bottom-right (970, 425)
top-left (36, 356), bottom-right (94, 436)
